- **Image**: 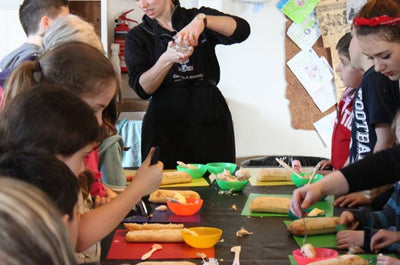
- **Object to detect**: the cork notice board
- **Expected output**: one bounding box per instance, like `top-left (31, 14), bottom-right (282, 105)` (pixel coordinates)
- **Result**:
top-left (285, 19), bottom-right (336, 130)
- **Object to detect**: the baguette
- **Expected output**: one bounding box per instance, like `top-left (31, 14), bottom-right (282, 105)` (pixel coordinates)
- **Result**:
top-left (257, 168), bottom-right (291, 181)
top-left (124, 223), bottom-right (184, 231)
top-left (249, 196), bottom-right (291, 213)
top-left (126, 229), bottom-right (184, 242)
top-left (308, 254), bottom-right (368, 265)
top-left (287, 217), bottom-right (340, 236)
top-left (136, 261), bottom-right (196, 265)
top-left (149, 189), bottom-right (200, 203)
top-left (162, 171), bottom-right (192, 185)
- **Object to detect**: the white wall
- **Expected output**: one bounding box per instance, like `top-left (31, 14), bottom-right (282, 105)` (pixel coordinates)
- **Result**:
top-left (0, 0), bottom-right (25, 61)
top-left (0, 0), bottom-right (330, 159)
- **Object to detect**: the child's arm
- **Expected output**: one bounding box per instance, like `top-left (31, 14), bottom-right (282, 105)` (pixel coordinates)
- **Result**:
top-left (370, 228), bottom-right (400, 253)
top-left (336, 230), bottom-right (364, 249)
top-left (374, 124), bottom-right (395, 153)
top-left (376, 253), bottom-right (400, 265)
top-left (75, 147), bottom-right (163, 252)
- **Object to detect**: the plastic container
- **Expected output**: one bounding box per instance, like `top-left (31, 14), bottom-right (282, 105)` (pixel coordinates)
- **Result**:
top-left (176, 163), bottom-right (207, 179)
top-left (292, 248), bottom-right (338, 265)
top-left (206, 162), bottom-right (237, 174)
top-left (167, 198), bottom-right (203, 216)
top-left (182, 227), bottom-right (223, 248)
top-left (216, 179), bottom-right (248, 192)
top-left (291, 173), bottom-right (323, 188)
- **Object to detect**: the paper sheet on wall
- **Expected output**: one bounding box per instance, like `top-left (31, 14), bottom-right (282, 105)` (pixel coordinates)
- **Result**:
top-left (287, 49), bottom-right (336, 112)
top-left (287, 11), bottom-right (321, 50)
top-left (313, 110), bottom-right (336, 148)
top-left (277, 0), bottom-right (321, 25)
top-left (315, 0), bottom-right (350, 48)
top-left (346, 0), bottom-right (367, 23)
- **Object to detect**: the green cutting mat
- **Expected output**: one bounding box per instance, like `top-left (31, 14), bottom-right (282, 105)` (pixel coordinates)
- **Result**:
top-left (284, 220), bottom-right (337, 248)
top-left (241, 193), bottom-right (334, 217)
top-left (289, 254), bottom-right (396, 265)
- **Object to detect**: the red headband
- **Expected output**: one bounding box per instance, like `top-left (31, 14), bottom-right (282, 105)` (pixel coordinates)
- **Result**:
top-left (353, 15), bottom-right (400, 27)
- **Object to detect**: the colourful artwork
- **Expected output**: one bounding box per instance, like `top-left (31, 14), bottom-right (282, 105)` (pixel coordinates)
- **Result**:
top-left (277, 0), bottom-right (321, 25)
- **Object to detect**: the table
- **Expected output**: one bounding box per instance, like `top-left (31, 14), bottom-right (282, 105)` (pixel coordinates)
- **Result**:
top-left (100, 179), bottom-right (328, 265)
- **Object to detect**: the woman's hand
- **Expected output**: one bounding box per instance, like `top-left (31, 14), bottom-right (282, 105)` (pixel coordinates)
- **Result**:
top-left (175, 15), bottom-right (206, 47)
top-left (334, 192), bottom-right (372, 208)
top-left (163, 41), bottom-right (194, 65)
top-left (336, 230), bottom-right (364, 249)
top-left (371, 230), bottom-right (400, 252)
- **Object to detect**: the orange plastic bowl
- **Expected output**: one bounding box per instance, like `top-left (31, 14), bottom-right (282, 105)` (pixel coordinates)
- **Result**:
top-left (292, 248), bottom-right (338, 265)
top-left (182, 227), bottom-right (222, 248)
top-left (167, 198), bottom-right (203, 216)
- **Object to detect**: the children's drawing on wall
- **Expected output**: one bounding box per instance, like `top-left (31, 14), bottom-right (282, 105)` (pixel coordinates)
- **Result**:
top-left (287, 49), bottom-right (336, 112)
top-left (287, 11), bottom-right (321, 50)
top-left (277, 0), bottom-right (321, 24)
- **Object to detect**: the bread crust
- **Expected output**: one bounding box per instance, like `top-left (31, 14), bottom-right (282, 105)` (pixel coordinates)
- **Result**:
top-left (136, 261), bottom-right (196, 265)
top-left (149, 189), bottom-right (200, 203)
top-left (308, 254), bottom-right (368, 265)
top-left (161, 171), bottom-right (192, 185)
top-left (287, 217), bottom-right (340, 236)
top-left (124, 223), bottom-right (184, 231)
top-left (249, 196), bottom-right (291, 213)
top-left (257, 168), bottom-right (291, 181)
top-left (126, 228), bottom-right (184, 242)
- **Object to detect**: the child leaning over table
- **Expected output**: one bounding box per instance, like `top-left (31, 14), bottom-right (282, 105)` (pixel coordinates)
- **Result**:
top-left (319, 32), bottom-right (363, 171)
top-left (336, 108), bottom-right (400, 261)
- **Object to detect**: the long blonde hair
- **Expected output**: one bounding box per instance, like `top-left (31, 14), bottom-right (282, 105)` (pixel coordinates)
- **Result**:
top-left (0, 177), bottom-right (77, 265)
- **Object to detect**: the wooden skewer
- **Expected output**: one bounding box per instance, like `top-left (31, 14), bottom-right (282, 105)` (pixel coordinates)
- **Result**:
top-left (275, 158), bottom-right (304, 179)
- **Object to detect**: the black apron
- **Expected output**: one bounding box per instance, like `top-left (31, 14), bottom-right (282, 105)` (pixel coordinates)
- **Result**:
top-left (141, 25), bottom-right (235, 169)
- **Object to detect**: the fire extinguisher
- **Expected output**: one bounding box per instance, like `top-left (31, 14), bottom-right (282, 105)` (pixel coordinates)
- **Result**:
top-left (114, 9), bottom-right (138, 73)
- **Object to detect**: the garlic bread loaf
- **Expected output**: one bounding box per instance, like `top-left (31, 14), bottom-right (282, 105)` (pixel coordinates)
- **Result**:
top-left (308, 254), bottom-right (368, 265)
top-left (287, 217), bottom-right (340, 236)
top-left (126, 228), bottom-right (184, 242)
top-left (257, 168), bottom-right (291, 181)
top-left (161, 171), bottom-right (192, 185)
top-left (249, 196), bottom-right (291, 213)
top-left (136, 261), bottom-right (196, 265)
top-left (149, 189), bottom-right (200, 203)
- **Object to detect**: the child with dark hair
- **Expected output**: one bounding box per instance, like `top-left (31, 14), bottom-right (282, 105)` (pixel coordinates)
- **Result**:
top-left (3, 41), bottom-right (121, 204)
top-left (320, 32), bottom-right (363, 171)
top-left (0, 152), bottom-right (80, 247)
top-left (0, 0), bottom-right (69, 71)
top-left (0, 84), bottom-right (163, 264)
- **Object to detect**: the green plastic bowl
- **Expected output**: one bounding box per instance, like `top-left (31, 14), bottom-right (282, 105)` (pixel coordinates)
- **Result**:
top-left (216, 179), bottom-right (248, 192)
top-left (206, 162), bottom-right (237, 174)
top-left (176, 163), bottom-right (207, 179)
top-left (291, 173), bottom-right (323, 188)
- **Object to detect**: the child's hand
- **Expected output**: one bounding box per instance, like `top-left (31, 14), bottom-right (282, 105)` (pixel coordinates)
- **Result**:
top-left (340, 211), bottom-right (359, 230)
top-left (336, 230), bottom-right (364, 249)
top-left (319, 160), bottom-right (332, 170)
top-left (371, 230), bottom-right (400, 252)
top-left (93, 195), bottom-right (112, 208)
top-left (130, 147), bottom-right (163, 196)
top-left (334, 192), bottom-right (372, 208)
top-left (377, 253), bottom-right (400, 265)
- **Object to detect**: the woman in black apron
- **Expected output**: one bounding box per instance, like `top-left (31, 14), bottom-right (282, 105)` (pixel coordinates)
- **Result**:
top-left (125, 0), bottom-right (250, 169)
